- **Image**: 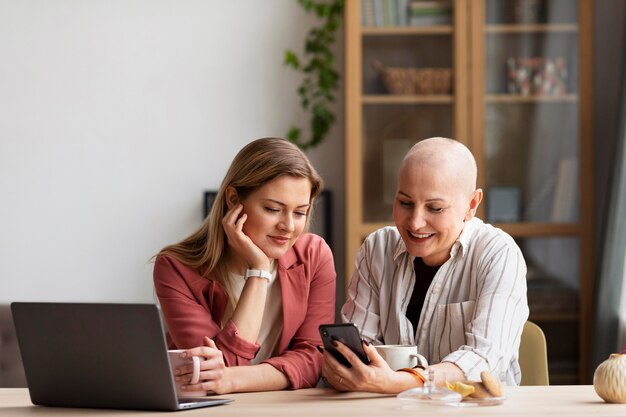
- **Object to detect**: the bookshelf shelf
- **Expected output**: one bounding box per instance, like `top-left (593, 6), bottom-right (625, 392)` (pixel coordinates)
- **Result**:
top-left (362, 25), bottom-right (453, 35)
top-left (486, 94), bottom-right (578, 103)
top-left (485, 23), bottom-right (578, 34)
top-left (363, 94), bottom-right (454, 104)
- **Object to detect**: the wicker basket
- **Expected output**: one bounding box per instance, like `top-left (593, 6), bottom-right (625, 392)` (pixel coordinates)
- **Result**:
top-left (373, 61), bottom-right (453, 95)
top-left (378, 65), bottom-right (416, 94)
top-left (414, 68), bottom-right (453, 94)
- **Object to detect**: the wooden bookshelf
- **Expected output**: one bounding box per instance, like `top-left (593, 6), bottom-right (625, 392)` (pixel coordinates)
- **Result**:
top-left (345, 0), bottom-right (594, 384)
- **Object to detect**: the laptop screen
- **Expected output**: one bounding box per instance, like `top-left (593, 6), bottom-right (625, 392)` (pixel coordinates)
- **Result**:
top-left (11, 302), bottom-right (231, 411)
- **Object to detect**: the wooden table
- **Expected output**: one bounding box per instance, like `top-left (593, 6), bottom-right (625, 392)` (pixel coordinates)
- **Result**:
top-left (1, 386), bottom-right (625, 416)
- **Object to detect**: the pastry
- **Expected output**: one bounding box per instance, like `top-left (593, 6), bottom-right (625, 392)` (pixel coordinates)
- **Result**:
top-left (480, 371), bottom-right (504, 397)
top-left (467, 381), bottom-right (491, 398)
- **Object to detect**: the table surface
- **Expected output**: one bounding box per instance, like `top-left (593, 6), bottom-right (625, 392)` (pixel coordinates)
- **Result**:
top-left (1, 386), bottom-right (625, 416)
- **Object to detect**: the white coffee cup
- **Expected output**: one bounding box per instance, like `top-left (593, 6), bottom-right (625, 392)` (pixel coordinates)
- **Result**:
top-left (374, 344), bottom-right (428, 371)
top-left (167, 349), bottom-right (205, 397)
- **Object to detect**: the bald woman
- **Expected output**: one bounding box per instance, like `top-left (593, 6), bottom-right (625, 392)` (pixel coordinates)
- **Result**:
top-left (322, 137), bottom-right (528, 394)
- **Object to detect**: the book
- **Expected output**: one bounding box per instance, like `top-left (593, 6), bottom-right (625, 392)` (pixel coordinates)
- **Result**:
top-left (408, 0), bottom-right (452, 14)
top-left (397, 0), bottom-right (409, 26)
top-left (362, 0), bottom-right (375, 26)
top-left (409, 14), bottom-right (452, 25)
top-left (372, 0), bottom-right (383, 26)
top-left (551, 158), bottom-right (578, 222)
top-left (408, 0), bottom-right (452, 25)
top-left (384, 0), bottom-right (398, 26)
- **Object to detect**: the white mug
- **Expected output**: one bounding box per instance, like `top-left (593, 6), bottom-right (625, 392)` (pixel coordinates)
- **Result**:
top-left (374, 344), bottom-right (428, 371)
top-left (167, 349), bottom-right (205, 397)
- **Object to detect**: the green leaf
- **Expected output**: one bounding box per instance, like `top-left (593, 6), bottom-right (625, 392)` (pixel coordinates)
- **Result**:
top-left (284, 50), bottom-right (300, 69)
top-left (287, 127), bottom-right (301, 142)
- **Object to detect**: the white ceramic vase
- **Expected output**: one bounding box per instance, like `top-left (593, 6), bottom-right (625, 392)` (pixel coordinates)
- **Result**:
top-left (594, 353), bottom-right (626, 403)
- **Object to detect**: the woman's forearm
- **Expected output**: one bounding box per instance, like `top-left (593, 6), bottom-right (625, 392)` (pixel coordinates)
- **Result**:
top-left (226, 363), bottom-right (290, 392)
top-left (230, 277), bottom-right (269, 342)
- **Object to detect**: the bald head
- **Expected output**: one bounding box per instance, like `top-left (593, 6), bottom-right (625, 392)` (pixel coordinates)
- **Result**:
top-left (401, 137), bottom-right (477, 197)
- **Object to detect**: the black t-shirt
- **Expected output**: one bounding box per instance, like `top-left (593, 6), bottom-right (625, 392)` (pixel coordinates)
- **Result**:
top-left (406, 257), bottom-right (440, 331)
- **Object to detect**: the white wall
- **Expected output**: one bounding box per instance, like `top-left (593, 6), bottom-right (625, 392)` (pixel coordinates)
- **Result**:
top-left (0, 1), bottom-right (345, 304)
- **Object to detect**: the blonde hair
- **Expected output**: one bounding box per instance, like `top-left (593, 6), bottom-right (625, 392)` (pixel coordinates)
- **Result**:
top-left (156, 138), bottom-right (323, 285)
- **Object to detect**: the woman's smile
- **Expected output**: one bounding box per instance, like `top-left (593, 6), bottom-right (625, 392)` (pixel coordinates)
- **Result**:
top-left (268, 235), bottom-right (290, 245)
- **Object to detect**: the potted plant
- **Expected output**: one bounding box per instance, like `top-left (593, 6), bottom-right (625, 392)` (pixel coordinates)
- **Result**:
top-left (284, 0), bottom-right (344, 150)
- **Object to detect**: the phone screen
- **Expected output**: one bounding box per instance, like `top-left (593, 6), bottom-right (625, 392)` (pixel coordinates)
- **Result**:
top-left (319, 323), bottom-right (370, 367)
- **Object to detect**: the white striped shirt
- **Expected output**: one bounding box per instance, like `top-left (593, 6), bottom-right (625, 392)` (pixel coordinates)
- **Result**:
top-left (341, 218), bottom-right (529, 385)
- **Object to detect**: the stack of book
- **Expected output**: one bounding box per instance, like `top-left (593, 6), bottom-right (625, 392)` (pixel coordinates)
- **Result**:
top-left (408, 0), bottom-right (452, 26)
top-left (362, 0), bottom-right (453, 27)
top-left (362, 0), bottom-right (410, 27)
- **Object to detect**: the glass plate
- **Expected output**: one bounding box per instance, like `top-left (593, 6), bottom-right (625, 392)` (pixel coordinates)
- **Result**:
top-left (397, 386), bottom-right (462, 405)
top-left (452, 396), bottom-right (506, 407)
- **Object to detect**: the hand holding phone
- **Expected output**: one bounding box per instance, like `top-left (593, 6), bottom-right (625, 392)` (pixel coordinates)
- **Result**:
top-left (319, 323), bottom-right (370, 368)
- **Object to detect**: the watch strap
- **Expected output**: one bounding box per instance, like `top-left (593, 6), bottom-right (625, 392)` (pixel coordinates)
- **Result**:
top-left (244, 269), bottom-right (272, 281)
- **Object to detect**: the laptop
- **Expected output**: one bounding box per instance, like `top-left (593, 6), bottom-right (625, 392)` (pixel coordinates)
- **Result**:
top-left (11, 302), bottom-right (233, 411)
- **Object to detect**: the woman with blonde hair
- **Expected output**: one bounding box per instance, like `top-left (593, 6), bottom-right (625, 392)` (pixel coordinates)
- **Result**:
top-left (154, 138), bottom-right (336, 394)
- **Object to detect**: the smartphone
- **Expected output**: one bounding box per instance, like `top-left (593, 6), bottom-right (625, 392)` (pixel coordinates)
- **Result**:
top-left (319, 323), bottom-right (370, 368)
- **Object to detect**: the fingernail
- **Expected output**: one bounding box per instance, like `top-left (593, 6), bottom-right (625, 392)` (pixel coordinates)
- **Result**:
top-left (362, 338), bottom-right (370, 346)
top-left (181, 352), bottom-right (187, 358)
top-left (331, 340), bottom-right (338, 347)
top-left (316, 345), bottom-right (323, 353)
top-left (181, 385), bottom-right (187, 391)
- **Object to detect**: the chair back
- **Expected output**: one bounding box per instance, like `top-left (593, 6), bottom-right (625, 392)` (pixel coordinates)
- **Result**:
top-left (519, 320), bottom-right (549, 386)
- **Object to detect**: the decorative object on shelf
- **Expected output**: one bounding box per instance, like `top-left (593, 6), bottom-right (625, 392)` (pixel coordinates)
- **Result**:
top-left (593, 353), bottom-right (626, 403)
top-left (486, 186), bottom-right (521, 223)
top-left (507, 57), bottom-right (568, 96)
top-left (372, 60), bottom-right (416, 94)
top-left (414, 68), bottom-right (452, 94)
top-left (283, 0), bottom-right (344, 151)
top-left (372, 60), bottom-right (453, 95)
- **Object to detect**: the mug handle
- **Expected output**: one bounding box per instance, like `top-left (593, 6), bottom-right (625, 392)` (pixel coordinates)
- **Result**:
top-left (190, 356), bottom-right (201, 385)
top-left (410, 353), bottom-right (429, 369)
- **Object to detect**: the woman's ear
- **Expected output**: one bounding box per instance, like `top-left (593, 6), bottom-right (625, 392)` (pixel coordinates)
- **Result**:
top-left (225, 186), bottom-right (239, 209)
top-left (464, 188), bottom-right (483, 221)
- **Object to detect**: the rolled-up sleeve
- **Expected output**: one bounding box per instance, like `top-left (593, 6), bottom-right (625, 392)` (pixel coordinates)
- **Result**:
top-left (441, 245), bottom-right (529, 383)
top-left (153, 255), bottom-right (260, 365)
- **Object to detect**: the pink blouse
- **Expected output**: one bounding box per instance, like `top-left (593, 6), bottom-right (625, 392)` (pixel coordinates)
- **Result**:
top-left (153, 233), bottom-right (336, 389)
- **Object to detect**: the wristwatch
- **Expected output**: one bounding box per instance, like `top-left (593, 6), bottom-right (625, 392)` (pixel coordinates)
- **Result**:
top-left (244, 269), bottom-right (272, 281)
